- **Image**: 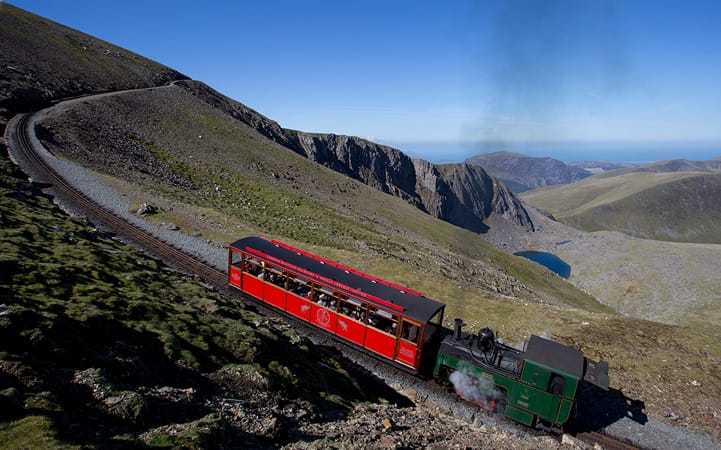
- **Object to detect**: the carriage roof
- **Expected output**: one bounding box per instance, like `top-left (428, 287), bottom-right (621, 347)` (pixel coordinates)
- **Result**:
top-left (230, 236), bottom-right (445, 324)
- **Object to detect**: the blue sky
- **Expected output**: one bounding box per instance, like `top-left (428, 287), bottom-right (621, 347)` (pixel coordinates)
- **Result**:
top-left (8, 0), bottom-right (721, 162)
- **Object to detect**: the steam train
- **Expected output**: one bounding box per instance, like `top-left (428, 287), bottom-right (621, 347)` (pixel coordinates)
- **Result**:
top-left (228, 236), bottom-right (610, 430)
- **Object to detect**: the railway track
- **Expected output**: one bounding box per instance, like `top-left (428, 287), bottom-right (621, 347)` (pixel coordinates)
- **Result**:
top-left (576, 431), bottom-right (640, 450)
top-left (7, 112), bottom-right (226, 288)
top-left (6, 110), bottom-right (643, 450)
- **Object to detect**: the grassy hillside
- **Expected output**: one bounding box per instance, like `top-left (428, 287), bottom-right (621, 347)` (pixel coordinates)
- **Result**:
top-left (36, 82), bottom-right (609, 319)
top-left (3, 144), bottom-right (721, 442)
top-left (521, 171), bottom-right (721, 244)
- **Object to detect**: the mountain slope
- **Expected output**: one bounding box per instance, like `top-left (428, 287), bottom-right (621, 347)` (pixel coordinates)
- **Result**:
top-left (1, 3), bottom-right (531, 238)
top-left (521, 170), bottom-right (721, 244)
top-left (178, 81), bottom-right (533, 233)
top-left (0, 3), bottom-right (187, 118)
top-left (0, 3), bottom-right (581, 312)
top-left (644, 158), bottom-right (721, 173)
top-left (465, 151), bottom-right (592, 192)
top-left (3, 140), bottom-right (528, 448)
top-left (34, 82), bottom-right (586, 312)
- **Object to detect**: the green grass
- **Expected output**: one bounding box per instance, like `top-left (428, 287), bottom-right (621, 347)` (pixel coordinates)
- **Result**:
top-left (521, 171), bottom-right (721, 244)
top-left (139, 414), bottom-right (223, 447)
top-left (0, 416), bottom-right (78, 450)
top-left (521, 171), bottom-right (702, 217)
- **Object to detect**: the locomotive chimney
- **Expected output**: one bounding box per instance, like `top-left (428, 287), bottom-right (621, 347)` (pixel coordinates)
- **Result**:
top-left (453, 318), bottom-right (463, 340)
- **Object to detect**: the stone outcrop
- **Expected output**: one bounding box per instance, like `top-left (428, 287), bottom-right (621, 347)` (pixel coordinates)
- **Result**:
top-left (289, 133), bottom-right (423, 207)
top-left (413, 160), bottom-right (533, 233)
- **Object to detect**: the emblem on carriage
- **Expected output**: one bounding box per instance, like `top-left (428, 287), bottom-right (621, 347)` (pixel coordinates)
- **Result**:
top-left (230, 271), bottom-right (241, 283)
top-left (316, 308), bottom-right (331, 327)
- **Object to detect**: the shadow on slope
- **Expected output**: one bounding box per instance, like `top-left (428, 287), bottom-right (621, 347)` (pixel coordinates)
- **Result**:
top-left (566, 383), bottom-right (647, 434)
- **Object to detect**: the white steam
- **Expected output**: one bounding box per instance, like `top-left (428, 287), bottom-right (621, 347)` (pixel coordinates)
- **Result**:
top-left (449, 368), bottom-right (504, 412)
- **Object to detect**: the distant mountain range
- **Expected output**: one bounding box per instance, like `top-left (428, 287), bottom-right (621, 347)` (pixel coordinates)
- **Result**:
top-left (465, 150), bottom-right (721, 192)
top-left (465, 151), bottom-right (594, 193)
top-left (641, 158), bottom-right (721, 173)
top-left (465, 149), bottom-right (721, 243)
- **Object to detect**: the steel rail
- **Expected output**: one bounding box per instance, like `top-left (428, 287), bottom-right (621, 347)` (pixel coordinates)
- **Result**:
top-left (9, 112), bottom-right (227, 287)
top-left (576, 431), bottom-right (640, 450)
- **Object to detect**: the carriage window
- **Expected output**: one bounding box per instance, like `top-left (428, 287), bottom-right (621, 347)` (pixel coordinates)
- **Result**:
top-left (400, 320), bottom-right (420, 344)
top-left (244, 257), bottom-right (264, 277)
top-left (231, 251), bottom-right (242, 266)
top-left (549, 374), bottom-right (565, 397)
top-left (288, 276), bottom-right (311, 297)
top-left (305, 282), bottom-right (319, 302)
top-left (368, 307), bottom-right (398, 336)
top-left (316, 287), bottom-right (339, 310)
top-left (339, 297), bottom-right (366, 322)
top-left (423, 308), bottom-right (444, 343)
top-left (266, 267), bottom-right (286, 288)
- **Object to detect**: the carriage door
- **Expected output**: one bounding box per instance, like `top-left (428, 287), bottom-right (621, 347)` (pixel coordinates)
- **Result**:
top-left (395, 319), bottom-right (420, 369)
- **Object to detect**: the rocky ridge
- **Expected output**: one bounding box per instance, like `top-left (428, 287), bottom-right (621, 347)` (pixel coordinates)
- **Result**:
top-left (176, 80), bottom-right (534, 233)
top-left (465, 151), bottom-right (592, 193)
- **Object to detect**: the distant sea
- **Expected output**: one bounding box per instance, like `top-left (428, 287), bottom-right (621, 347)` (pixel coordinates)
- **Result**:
top-left (380, 140), bottom-right (721, 165)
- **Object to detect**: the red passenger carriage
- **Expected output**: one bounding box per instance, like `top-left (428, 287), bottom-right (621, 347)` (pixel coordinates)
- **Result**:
top-left (228, 236), bottom-right (445, 374)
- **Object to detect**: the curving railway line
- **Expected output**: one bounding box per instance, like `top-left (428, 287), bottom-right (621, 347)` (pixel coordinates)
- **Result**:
top-left (577, 431), bottom-right (640, 450)
top-left (7, 112), bottom-right (227, 287)
top-left (5, 110), bottom-right (642, 449)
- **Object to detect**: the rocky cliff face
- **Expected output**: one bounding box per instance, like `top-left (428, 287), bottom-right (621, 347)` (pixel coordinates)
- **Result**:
top-left (177, 80), bottom-right (534, 233)
top-left (294, 136), bottom-right (535, 232)
top-left (414, 160), bottom-right (533, 233)
top-left (290, 133), bottom-right (423, 206)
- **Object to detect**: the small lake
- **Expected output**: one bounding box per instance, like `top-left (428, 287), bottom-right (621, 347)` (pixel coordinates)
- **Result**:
top-left (514, 251), bottom-right (571, 279)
